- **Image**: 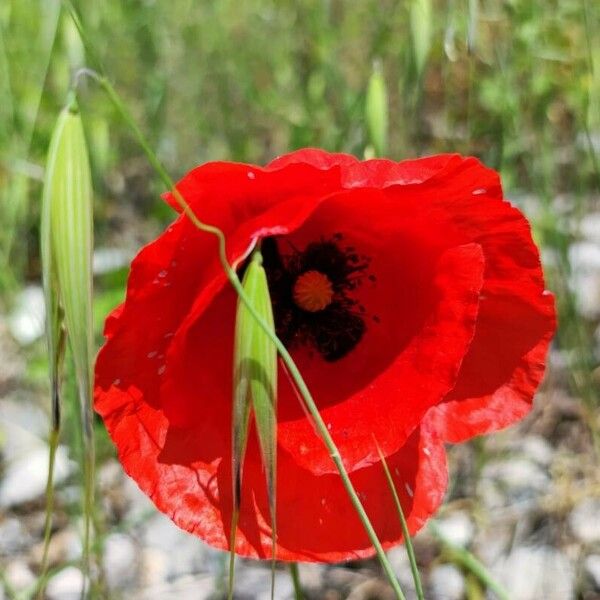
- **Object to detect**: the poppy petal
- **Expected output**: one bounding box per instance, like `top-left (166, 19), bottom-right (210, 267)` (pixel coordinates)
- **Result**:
top-left (159, 184), bottom-right (485, 475)
top-left (268, 148), bottom-right (501, 192)
top-left (425, 290), bottom-right (555, 442)
top-left (373, 157), bottom-right (555, 442)
top-left (95, 341), bottom-right (447, 563)
top-left (95, 150), bottom-right (555, 562)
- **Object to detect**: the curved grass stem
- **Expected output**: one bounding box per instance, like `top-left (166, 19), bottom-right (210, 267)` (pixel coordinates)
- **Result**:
top-left (95, 75), bottom-right (408, 599)
top-left (36, 427), bottom-right (60, 599)
top-left (376, 444), bottom-right (425, 600)
top-left (63, 3), bottom-right (406, 597)
top-left (428, 520), bottom-right (510, 600)
top-left (289, 563), bottom-right (304, 600)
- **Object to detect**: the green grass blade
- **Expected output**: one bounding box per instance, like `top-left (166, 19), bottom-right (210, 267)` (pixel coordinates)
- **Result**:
top-left (38, 106), bottom-right (70, 596)
top-left (229, 361), bottom-right (251, 600)
top-left (467, 0), bottom-right (479, 54)
top-left (246, 253), bottom-right (278, 600)
top-left (230, 251), bottom-right (278, 600)
top-left (290, 563), bottom-right (304, 600)
top-left (37, 428), bottom-right (61, 599)
top-left (375, 443), bottom-right (425, 600)
top-left (41, 108), bottom-right (69, 432)
top-left (59, 9), bottom-right (406, 587)
top-left (48, 104), bottom-right (94, 453)
top-left (428, 520), bottom-right (510, 600)
top-left (43, 100), bottom-right (95, 589)
top-left (410, 0), bottom-right (432, 80)
top-left (0, 15), bottom-right (15, 137)
top-left (366, 62), bottom-right (389, 157)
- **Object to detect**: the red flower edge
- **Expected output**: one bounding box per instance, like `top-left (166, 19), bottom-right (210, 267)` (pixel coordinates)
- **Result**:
top-left (94, 150), bottom-right (555, 561)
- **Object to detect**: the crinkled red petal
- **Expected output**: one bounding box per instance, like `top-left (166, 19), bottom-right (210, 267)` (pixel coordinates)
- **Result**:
top-left (270, 150), bottom-right (556, 441)
top-left (160, 185), bottom-right (484, 474)
top-left (95, 340), bottom-right (447, 561)
top-left (95, 149), bottom-right (555, 560)
top-left (268, 148), bottom-right (501, 193)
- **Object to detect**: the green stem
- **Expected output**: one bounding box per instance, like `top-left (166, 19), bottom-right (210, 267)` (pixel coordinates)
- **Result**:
top-left (428, 520), bottom-right (510, 600)
top-left (80, 436), bottom-right (95, 600)
top-left (289, 563), bottom-right (304, 600)
top-left (36, 427), bottom-right (60, 599)
top-left (111, 83), bottom-right (405, 596)
top-left (0, 563), bottom-right (20, 600)
top-left (63, 4), bottom-right (406, 597)
top-left (227, 537), bottom-right (236, 600)
top-left (376, 445), bottom-right (425, 600)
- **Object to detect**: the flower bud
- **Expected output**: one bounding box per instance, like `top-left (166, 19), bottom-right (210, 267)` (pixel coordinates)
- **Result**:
top-left (231, 250), bottom-right (278, 550)
top-left (366, 62), bottom-right (389, 157)
top-left (41, 101), bottom-right (94, 431)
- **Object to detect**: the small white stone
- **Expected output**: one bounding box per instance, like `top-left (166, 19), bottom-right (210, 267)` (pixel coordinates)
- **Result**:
top-left (142, 513), bottom-right (218, 579)
top-left (569, 241), bottom-right (600, 269)
top-left (580, 212), bottom-right (600, 244)
top-left (569, 499), bottom-right (600, 544)
top-left (0, 445), bottom-right (72, 508)
top-left (135, 574), bottom-right (215, 600)
top-left (429, 564), bottom-right (465, 600)
top-left (584, 555), bottom-right (600, 590)
top-left (386, 547), bottom-right (418, 594)
top-left (122, 475), bottom-right (155, 522)
top-left (482, 457), bottom-right (549, 502)
top-left (4, 561), bottom-right (35, 591)
top-left (435, 511), bottom-right (475, 548)
top-left (103, 533), bottom-right (138, 590)
top-left (492, 546), bottom-right (574, 600)
top-left (46, 567), bottom-right (87, 600)
top-left (29, 526), bottom-right (81, 566)
top-left (139, 547), bottom-right (168, 587)
top-left (98, 459), bottom-right (124, 489)
top-left (517, 435), bottom-right (554, 467)
top-left (569, 241), bottom-right (600, 318)
top-left (93, 247), bottom-right (131, 275)
top-left (0, 518), bottom-right (30, 555)
top-left (233, 568), bottom-right (293, 600)
top-left (7, 285), bottom-right (45, 344)
top-left (0, 398), bottom-right (48, 460)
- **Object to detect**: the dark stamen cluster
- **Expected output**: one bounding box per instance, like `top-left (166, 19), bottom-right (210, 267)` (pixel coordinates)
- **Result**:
top-left (261, 234), bottom-right (371, 361)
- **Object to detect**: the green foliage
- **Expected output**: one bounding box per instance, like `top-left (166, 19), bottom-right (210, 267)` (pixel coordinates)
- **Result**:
top-left (2, 0), bottom-right (598, 202)
top-left (42, 102), bottom-right (94, 434)
top-left (40, 98), bottom-right (96, 589)
top-left (366, 61), bottom-right (389, 156)
top-left (230, 250), bottom-right (278, 599)
top-left (410, 0), bottom-right (433, 80)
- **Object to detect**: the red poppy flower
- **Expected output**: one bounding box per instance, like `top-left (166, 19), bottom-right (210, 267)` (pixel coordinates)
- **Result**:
top-left (94, 150), bottom-right (556, 562)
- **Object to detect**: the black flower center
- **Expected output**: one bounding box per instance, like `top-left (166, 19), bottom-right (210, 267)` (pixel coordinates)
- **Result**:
top-left (260, 235), bottom-right (372, 362)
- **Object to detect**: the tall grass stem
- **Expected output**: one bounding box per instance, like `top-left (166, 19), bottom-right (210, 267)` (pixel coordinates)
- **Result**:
top-left (428, 520), bottom-right (510, 600)
top-left (290, 563), bottom-right (304, 600)
top-left (376, 444), bottom-right (425, 600)
top-left (64, 5), bottom-right (407, 596)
